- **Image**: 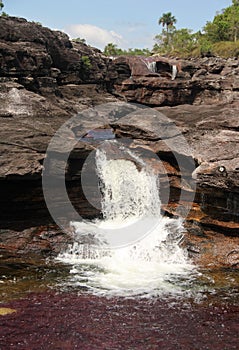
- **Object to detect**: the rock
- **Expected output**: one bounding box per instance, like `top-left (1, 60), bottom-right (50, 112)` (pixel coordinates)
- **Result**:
top-left (157, 103), bottom-right (239, 264)
top-left (108, 55), bottom-right (239, 107)
top-left (0, 16), bottom-right (238, 268)
top-left (0, 16), bottom-right (117, 240)
top-left (0, 225), bottom-right (73, 259)
top-left (0, 16), bottom-right (111, 89)
top-left (0, 15), bottom-right (118, 184)
top-left (183, 226), bottom-right (239, 268)
top-left (192, 68), bottom-right (207, 78)
top-left (0, 308), bottom-right (17, 316)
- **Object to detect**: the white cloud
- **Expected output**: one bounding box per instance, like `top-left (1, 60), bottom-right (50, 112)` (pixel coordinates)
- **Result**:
top-left (128, 33), bottom-right (155, 50)
top-left (64, 24), bottom-right (127, 50)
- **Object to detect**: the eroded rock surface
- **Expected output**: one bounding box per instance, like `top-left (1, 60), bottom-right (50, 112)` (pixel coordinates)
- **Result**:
top-left (158, 103), bottom-right (239, 267)
top-left (108, 55), bottom-right (239, 106)
top-left (0, 17), bottom-right (239, 267)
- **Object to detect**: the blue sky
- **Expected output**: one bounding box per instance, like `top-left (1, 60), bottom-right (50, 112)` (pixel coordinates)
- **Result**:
top-left (4, 0), bottom-right (233, 50)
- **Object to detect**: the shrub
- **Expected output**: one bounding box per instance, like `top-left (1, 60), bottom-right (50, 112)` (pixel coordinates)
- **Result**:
top-left (212, 41), bottom-right (239, 58)
top-left (81, 55), bottom-right (92, 70)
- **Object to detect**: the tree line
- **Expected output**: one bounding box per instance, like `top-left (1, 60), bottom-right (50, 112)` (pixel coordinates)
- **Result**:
top-left (2, 0), bottom-right (239, 58)
top-left (103, 0), bottom-right (239, 58)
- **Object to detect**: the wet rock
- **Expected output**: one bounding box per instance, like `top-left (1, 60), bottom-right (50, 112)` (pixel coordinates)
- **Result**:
top-left (0, 17), bottom-right (117, 245)
top-left (0, 17), bottom-right (239, 267)
top-left (1, 99), bottom-right (239, 264)
top-left (0, 225), bottom-right (73, 259)
top-left (156, 103), bottom-right (239, 267)
top-left (184, 226), bottom-right (239, 268)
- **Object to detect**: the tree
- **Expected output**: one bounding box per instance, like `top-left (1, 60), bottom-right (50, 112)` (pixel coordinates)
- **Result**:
top-left (158, 12), bottom-right (177, 44)
top-left (154, 28), bottom-right (196, 56)
top-left (228, 0), bottom-right (239, 41)
top-left (233, 0), bottom-right (239, 6)
top-left (127, 48), bottom-right (150, 56)
top-left (153, 31), bottom-right (171, 54)
top-left (103, 44), bottom-right (150, 57)
top-left (0, 1), bottom-right (4, 11)
top-left (171, 28), bottom-right (196, 53)
top-left (203, 17), bottom-right (230, 43)
top-left (203, 1), bottom-right (239, 42)
top-left (103, 43), bottom-right (122, 56)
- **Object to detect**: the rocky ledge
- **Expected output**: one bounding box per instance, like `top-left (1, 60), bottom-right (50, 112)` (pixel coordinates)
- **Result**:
top-left (0, 17), bottom-right (238, 267)
top-left (108, 55), bottom-right (239, 106)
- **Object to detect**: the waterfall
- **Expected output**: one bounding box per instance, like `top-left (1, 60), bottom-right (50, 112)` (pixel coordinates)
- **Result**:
top-left (146, 61), bottom-right (157, 73)
top-left (140, 57), bottom-right (157, 73)
top-left (8, 88), bottom-right (31, 115)
top-left (172, 65), bottom-right (178, 80)
top-left (96, 147), bottom-right (161, 222)
top-left (58, 141), bottom-right (195, 297)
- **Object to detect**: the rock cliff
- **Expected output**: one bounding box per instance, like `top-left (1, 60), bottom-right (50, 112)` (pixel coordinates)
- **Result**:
top-left (108, 55), bottom-right (239, 106)
top-left (0, 17), bottom-right (238, 267)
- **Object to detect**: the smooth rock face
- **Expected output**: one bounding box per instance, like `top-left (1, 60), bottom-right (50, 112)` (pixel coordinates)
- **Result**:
top-left (0, 17), bottom-right (239, 267)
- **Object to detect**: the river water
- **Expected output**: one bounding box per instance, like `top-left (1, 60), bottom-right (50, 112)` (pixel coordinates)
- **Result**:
top-left (57, 143), bottom-right (196, 298)
top-left (0, 143), bottom-right (238, 349)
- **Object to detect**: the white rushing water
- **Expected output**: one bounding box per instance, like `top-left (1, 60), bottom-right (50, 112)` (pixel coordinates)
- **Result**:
top-left (8, 88), bottom-right (32, 115)
top-left (58, 142), bottom-right (195, 297)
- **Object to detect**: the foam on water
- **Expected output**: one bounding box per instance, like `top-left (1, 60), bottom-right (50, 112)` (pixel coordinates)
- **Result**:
top-left (57, 143), bottom-right (195, 297)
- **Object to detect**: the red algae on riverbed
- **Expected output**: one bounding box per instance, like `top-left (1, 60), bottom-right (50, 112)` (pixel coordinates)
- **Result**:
top-left (0, 292), bottom-right (238, 350)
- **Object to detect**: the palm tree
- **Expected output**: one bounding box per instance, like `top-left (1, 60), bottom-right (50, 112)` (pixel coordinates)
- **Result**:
top-left (0, 1), bottom-right (4, 11)
top-left (103, 43), bottom-right (119, 56)
top-left (158, 12), bottom-right (177, 44)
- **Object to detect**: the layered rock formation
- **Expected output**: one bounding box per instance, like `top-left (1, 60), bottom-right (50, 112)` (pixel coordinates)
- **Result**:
top-left (0, 16), bottom-right (117, 258)
top-left (107, 55), bottom-right (239, 267)
top-left (108, 55), bottom-right (239, 106)
top-left (0, 17), bottom-right (238, 267)
top-left (158, 104), bottom-right (239, 267)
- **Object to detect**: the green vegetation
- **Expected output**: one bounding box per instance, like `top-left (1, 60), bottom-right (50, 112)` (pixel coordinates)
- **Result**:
top-left (204, 0), bottom-right (239, 43)
top-left (158, 12), bottom-right (177, 46)
top-left (2, 0), bottom-right (238, 59)
top-left (72, 37), bottom-right (86, 44)
top-left (153, 28), bottom-right (196, 56)
top-left (0, 0), bottom-right (8, 16)
top-left (102, 1), bottom-right (239, 59)
top-left (81, 55), bottom-right (92, 70)
top-left (103, 43), bottom-right (150, 57)
top-left (103, 43), bottom-right (120, 56)
top-left (209, 41), bottom-right (239, 58)
top-left (154, 1), bottom-right (239, 58)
